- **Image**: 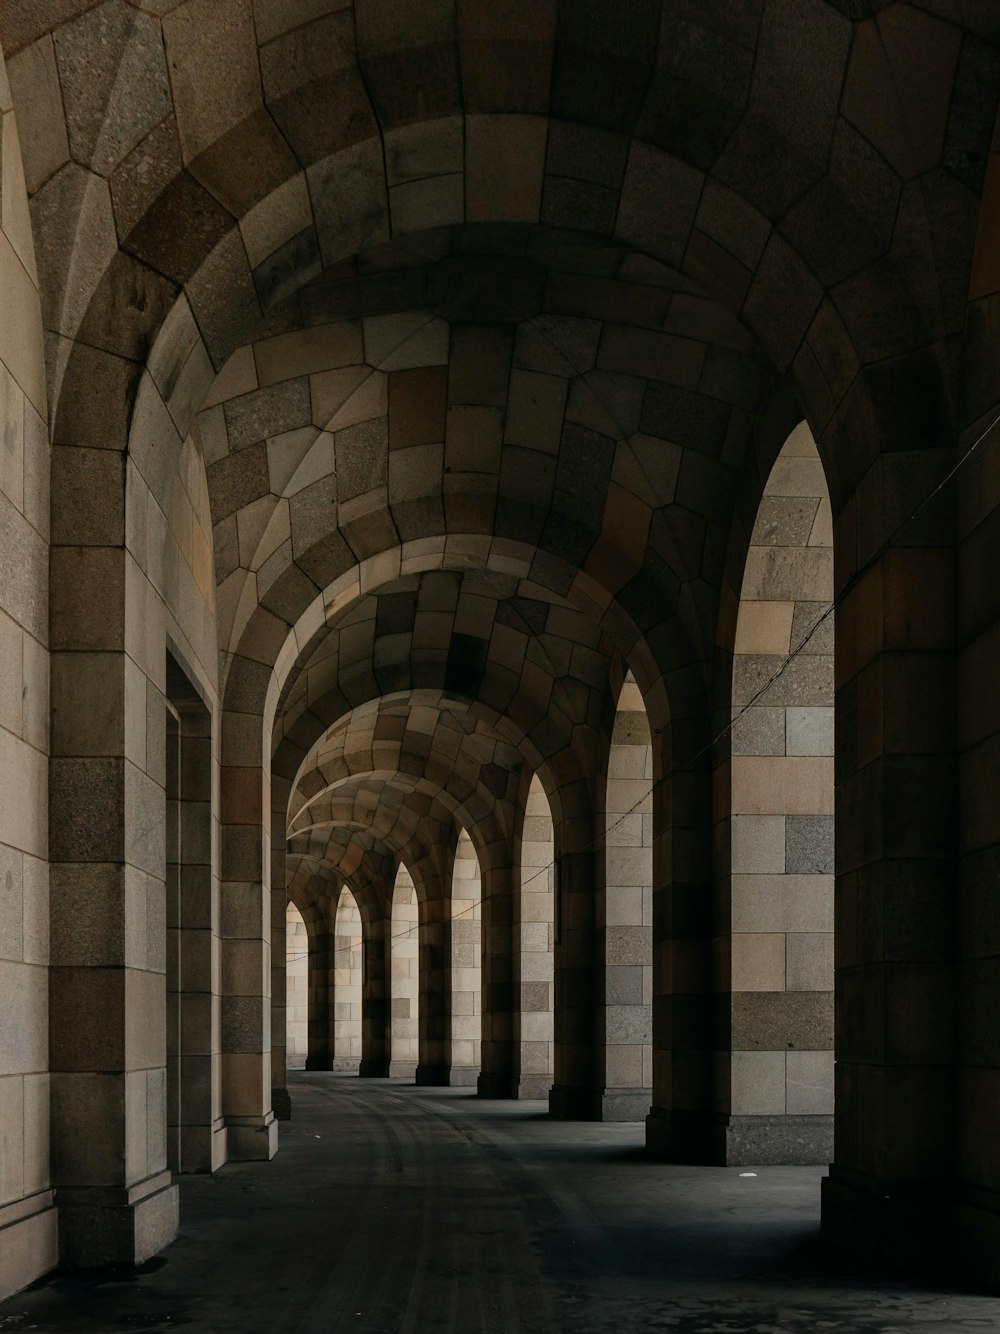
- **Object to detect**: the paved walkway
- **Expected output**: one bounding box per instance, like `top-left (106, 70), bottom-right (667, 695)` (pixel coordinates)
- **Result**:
top-left (3, 1073), bottom-right (999, 1333)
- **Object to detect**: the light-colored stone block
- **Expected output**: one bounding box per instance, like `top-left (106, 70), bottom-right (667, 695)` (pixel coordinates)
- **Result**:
top-left (731, 1050), bottom-right (785, 1116)
top-left (786, 1049), bottom-right (834, 1114)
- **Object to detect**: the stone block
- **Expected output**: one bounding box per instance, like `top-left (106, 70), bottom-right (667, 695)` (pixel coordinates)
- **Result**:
top-left (616, 140), bottom-right (703, 269)
top-left (0, 1075), bottom-right (24, 1204)
top-left (162, 0), bottom-right (260, 163)
top-left (786, 933), bottom-right (833, 992)
top-left (466, 114), bottom-right (546, 222)
top-left (732, 933), bottom-right (786, 992)
top-left (786, 706), bottom-right (834, 757)
top-left (731, 991), bottom-right (833, 1052)
top-left (730, 705), bottom-right (785, 757)
top-left (0, 1202), bottom-right (58, 1304)
top-left (308, 138), bottom-right (389, 269)
top-left (786, 815), bottom-right (834, 874)
top-left (732, 756), bottom-right (833, 817)
top-left (786, 1049), bottom-right (834, 1115)
top-left (0, 732), bottom-right (46, 861)
top-left (7, 35), bottom-right (69, 194)
top-left (731, 1049), bottom-right (785, 1115)
top-left (732, 874), bottom-right (833, 934)
top-left (730, 815), bottom-right (785, 875)
top-left (53, 1), bottom-right (171, 177)
top-left (504, 369), bottom-right (566, 454)
top-left (725, 1113), bottom-right (832, 1166)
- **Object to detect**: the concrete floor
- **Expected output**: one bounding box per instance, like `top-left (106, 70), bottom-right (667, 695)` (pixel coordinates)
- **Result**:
top-left (3, 1073), bottom-right (1000, 1333)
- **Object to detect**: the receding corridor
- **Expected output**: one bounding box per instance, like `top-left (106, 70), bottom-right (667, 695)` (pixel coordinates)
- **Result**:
top-left (2, 1073), bottom-right (997, 1334)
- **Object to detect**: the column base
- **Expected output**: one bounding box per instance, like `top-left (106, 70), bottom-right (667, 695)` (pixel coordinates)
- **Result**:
top-left (359, 1057), bottom-right (391, 1078)
top-left (57, 1172), bottom-right (178, 1269)
top-left (593, 1088), bottom-right (651, 1122)
top-left (477, 1072), bottom-right (515, 1098)
top-left (272, 1087), bottom-right (292, 1121)
top-left (0, 1191), bottom-right (58, 1300)
top-left (725, 1114), bottom-right (832, 1165)
top-left (549, 1083), bottom-right (594, 1119)
top-left (645, 1104), bottom-right (720, 1162)
top-left (477, 1074), bottom-right (553, 1100)
top-left (225, 1112), bottom-right (278, 1161)
top-left (822, 1164), bottom-right (952, 1273)
top-left (514, 1075), bottom-right (552, 1100)
top-left (176, 1118), bottom-right (229, 1173)
top-left (388, 1060), bottom-right (416, 1079)
top-left (415, 1064), bottom-right (478, 1087)
top-left (549, 1085), bottom-right (651, 1120)
top-left (953, 1184), bottom-right (1000, 1288)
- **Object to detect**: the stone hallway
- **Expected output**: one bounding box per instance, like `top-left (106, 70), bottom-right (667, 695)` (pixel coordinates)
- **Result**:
top-left (2, 1073), bottom-right (998, 1334)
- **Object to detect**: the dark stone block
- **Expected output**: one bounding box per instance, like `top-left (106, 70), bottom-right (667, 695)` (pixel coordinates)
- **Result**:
top-left (207, 445), bottom-right (270, 523)
top-left (225, 380), bottom-right (312, 454)
top-left (731, 991), bottom-right (834, 1050)
top-left (253, 227), bottom-right (322, 313)
top-left (641, 382), bottom-right (731, 456)
top-left (124, 171), bottom-right (234, 285)
top-left (725, 1113), bottom-right (833, 1166)
top-left (786, 815), bottom-right (834, 874)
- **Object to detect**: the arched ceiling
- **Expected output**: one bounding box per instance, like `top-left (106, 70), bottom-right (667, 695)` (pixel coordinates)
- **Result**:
top-left (190, 230), bottom-right (768, 728)
top-left (7, 0), bottom-right (998, 900)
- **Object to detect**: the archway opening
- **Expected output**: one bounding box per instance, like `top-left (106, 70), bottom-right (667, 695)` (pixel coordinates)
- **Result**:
top-left (333, 888), bottom-right (363, 1072)
top-left (725, 421), bottom-right (835, 1164)
top-left (285, 901), bottom-right (308, 1073)
top-left (598, 672), bottom-right (653, 1120)
top-left (517, 774), bottom-right (555, 1099)
top-left (390, 863), bottom-right (420, 1079)
top-left (451, 828), bottom-right (482, 1086)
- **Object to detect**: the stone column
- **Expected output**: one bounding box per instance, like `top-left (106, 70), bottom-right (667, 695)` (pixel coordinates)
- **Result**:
top-left (269, 791), bottom-right (290, 1119)
top-left (549, 805), bottom-right (599, 1119)
top-left (478, 860), bottom-right (517, 1097)
top-left (49, 532), bottom-right (178, 1263)
top-left (821, 452), bottom-right (958, 1266)
top-left (165, 671), bottom-right (222, 1173)
top-left (955, 408), bottom-right (1000, 1281)
top-left (219, 710), bottom-right (276, 1161)
top-left (645, 717), bottom-right (716, 1160)
top-left (304, 909), bottom-right (334, 1071)
top-left (416, 890), bottom-right (454, 1085)
top-left (359, 897), bottom-right (392, 1077)
top-left (412, 843), bottom-right (458, 1085)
